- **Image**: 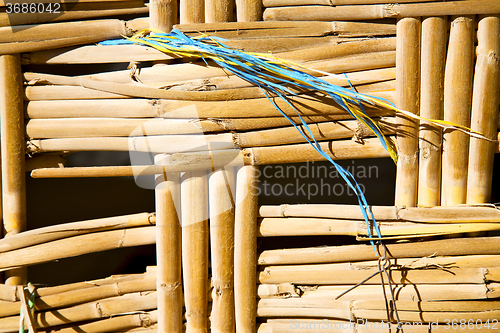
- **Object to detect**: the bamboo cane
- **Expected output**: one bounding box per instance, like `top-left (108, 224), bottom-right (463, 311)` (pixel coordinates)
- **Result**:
top-left (176, 20), bottom-right (395, 38)
top-left (466, 15), bottom-right (500, 204)
top-left (0, 54), bottom-right (26, 285)
top-left (258, 283), bottom-right (495, 301)
top-left (258, 264), bottom-right (496, 285)
top-left (305, 50), bottom-right (396, 74)
top-left (234, 166), bottom-right (259, 333)
top-left (257, 217), bottom-right (500, 238)
top-left (154, 158), bottom-right (182, 333)
top-left (0, 19), bottom-right (130, 55)
top-left (25, 91), bottom-right (395, 119)
top-left (0, 226), bottom-right (156, 271)
top-left (258, 204), bottom-right (500, 222)
top-left (205, 0), bottom-right (233, 22)
top-left (394, 17), bottom-right (420, 207)
top-left (236, 0), bottom-right (262, 22)
top-left (258, 236), bottom-right (500, 265)
top-left (0, 213), bottom-right (154, 253)
top-left (209, 168), bottom-right (236, 333)
top-left (0, 292), bottom-right (157, 331)
top-left (181, 171), bottom-right (209, 333)
top-left (417, 16), bottom-right (446, 207)
top-left (150, 0), bottom-right (176, 32)
top-left (0, 285), bottom-right (17, 302)
top-left (441, 16), bottom-right (475, 206)
top-left (27, 134), bottom-right (236, 154)
top-left (262, 0), bottom-right (439, 6)
top-left (280, 38), bottom-right (395, 63)
top-left (262, 1), bottom-right (500, 21)
top-left (180, 0), bottom-right (205, 24)
top-left (0, 5), bottom-right (148, 27)
top-left (22, 45), bottom-right (172, 65)
top-left (53, 310), bottom-right (158, 333)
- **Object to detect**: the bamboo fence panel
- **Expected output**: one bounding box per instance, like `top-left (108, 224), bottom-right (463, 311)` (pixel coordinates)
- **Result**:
top-left (0, 212), bottom-right (154, 253)
top-left (236, 0), bottom-right (262, 22)
top-left (417, 16), bottom-right (446, 207)
top-left (209, 168), bottom-right (236, 333)
top-left (181, 170), bottom-right (209, 333)
top-left (180, 0), bottom-right (205, 24)
top-left (234, 166), bottom-right (259, 333)
top-left (154, 161), bottom-right (182, 333)
top-left (442, 15), bottom-right (475, 206)
top-left (0, 54), bottom-right (26, 285)
top-left (394, 17), bottom-right (420, 207)
top-left (0, 5), bottom-right (148, 27)
top-left (263, 1), bottom-right (500, 21)
top-left (258, 235), bottom-right (500, 265)
top-left (0, 226), bottom-right (156, 271)
top-left (0, 19), bottom-right (133, 55)
top-left (467, 15), bottom-right (500, 204)
top-left (205, 0), bottom-right (233, 22)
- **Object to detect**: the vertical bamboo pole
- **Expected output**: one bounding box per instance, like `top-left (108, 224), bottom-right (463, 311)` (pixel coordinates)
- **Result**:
top-left (234, 166), bottom-right (258, 333)
top-left (0, 54), bottom-right (27, 286)
top-left (417, 17), bottom-right (447, 207)
top-left (442, 15), bottom-right (475, 206)
top-left (236, 0), bottom-right (262, 22)
top-left (395, 17), bottom-right (421, 207)
top-left (466, 15), bottom-right (500, 204)
top-left (182, 170), bottom-right (209, 333)
top-left (155, 156), bottom-right (183, 333)
top-left (181, 0), bottom-right (205, 24)
top-left (205, 0), bottom-right (233, 23)
top-left (149, 0), bottom-right (177, 32)
top-left (209, 168), bottom-right (235, 333)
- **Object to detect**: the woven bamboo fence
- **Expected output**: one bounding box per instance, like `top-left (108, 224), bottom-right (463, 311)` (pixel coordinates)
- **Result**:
top-left (1, 0), bottom-right (500, 333)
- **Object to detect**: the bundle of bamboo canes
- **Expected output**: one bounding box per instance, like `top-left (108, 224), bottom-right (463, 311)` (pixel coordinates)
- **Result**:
top-left (21, 21), bottom-right (400, 179)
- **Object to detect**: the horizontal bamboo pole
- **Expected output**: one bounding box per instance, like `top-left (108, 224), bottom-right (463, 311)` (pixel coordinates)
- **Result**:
top-left (54, 310), bottom-right (158, 333)
top-left (263, 1), bottom-right (500, 21)
top-left (258, 217), bottom-right (500, 238)
top-left (259, 264), bottom-right (496, 285)
top-left (279, 37), bottom-right (395, 62)
top-left (0, 273), bottom-right (156, 317)
top-left (263, 0), bottom-right (438, 6)
top-left (258, 283), bottom-right (494, 302)
top-left (24, 73), bottom-right (395, 101)
top-left (27, 133), bottom-right (236, 154)
top-left (305, 51), bottom-right (395, 74)
top-left (0, 4), bottom-right (148, 27)
top-left (177, 20), bottom-right (395, 38)
top-left (0, 292), bottom-right (157, 332)
top-left (258, 204), bottom-right (500, 223)
top-left (22, 45), bottom-right (172, 65)
top-left (25, 91), bottom-right (395, 118)
top-left (258, 236), bottom-right (500, 265)
top-left (0, 19), bottom-right (131, 55)
top-left (0, 212), bottom-right (154, 253)
top-left (0, 226), bottom-right (155, 271)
